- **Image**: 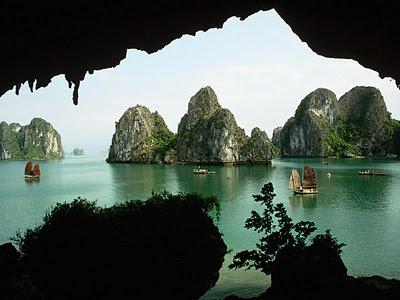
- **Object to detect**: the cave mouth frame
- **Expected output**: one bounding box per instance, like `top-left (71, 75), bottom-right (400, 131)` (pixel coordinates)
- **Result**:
top-left (0, 1), bottom-right (399, 105)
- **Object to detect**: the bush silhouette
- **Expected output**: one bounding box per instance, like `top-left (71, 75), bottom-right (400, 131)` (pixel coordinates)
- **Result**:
top-left (13, 192), bottom-right (226, 300)
top-left (229, 182), bottom-right (344, 275)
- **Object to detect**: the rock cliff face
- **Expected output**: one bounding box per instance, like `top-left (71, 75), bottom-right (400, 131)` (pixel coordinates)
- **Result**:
top-left (108, 87), bottom-right (276, 164)
top-left (241, 127), bottom-right (277, 163)
top-left (176, 86), bottom-right (275, 164)
top-left (273, 86), bottom-right (400, 157)
top-left (0, 118), bottom-right (64, 160)
top-left (336, 86), bottom-right (395, 156)
top-left (271, 127), bottom-right (282, 149)
top-left (274, 88), bottom-right (338, 157)
top-left (107, 105), bottom-right (175, 163)
top-left (176, 87), bottom-right (246, 164)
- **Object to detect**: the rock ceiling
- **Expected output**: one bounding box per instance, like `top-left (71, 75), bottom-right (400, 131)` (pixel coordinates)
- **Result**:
top-left (1, 1), bottom-right (398, 104)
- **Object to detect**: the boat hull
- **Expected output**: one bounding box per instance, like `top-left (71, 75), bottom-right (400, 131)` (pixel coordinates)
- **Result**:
top-left (24, 175), bottom-right (40, 179)
top-left (193, 170), bottom-right (208, 174)
top-left (293, 189), bottom-right (318, 194)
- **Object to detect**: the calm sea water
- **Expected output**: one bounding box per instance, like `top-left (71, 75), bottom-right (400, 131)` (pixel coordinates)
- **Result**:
top-left (1, 156), bottom-right (400, 299)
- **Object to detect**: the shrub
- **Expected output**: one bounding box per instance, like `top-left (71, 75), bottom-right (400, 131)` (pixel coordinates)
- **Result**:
top-left (12, 192), bottom-right (226, 300)
top-left (229, 183), bottom-right (344, 275)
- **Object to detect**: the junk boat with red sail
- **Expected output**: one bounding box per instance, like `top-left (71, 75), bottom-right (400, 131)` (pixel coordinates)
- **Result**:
top-left (24, 161), bottom-right (41, 179)
top-left (289, 165), bottom-right (318, 194)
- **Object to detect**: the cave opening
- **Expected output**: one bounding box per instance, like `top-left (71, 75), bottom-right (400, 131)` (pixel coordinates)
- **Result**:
top-left (1, 5), bottom-right (400, 300)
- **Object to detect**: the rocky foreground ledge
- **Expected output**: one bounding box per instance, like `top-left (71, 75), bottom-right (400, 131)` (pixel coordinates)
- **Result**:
top-left (225, 251), bottom-right (400, 300)
top-left (2, 240), bottom-right (400, 300)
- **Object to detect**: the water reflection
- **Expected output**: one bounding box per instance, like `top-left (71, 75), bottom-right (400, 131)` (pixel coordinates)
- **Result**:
top-left (24, 178), bottom-right (40, 185)
top-left (2, 157), bottom-right (400, 300)
top-left (274, 158), bottom-right (393, 211)
top-left (109, 164), bottom-right (179, 201)
top-left (289, 194), bottom-right (317, 209)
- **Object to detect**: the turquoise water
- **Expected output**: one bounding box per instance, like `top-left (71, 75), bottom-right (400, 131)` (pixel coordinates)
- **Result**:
top-left (1, 156), bottom-right (400, 299)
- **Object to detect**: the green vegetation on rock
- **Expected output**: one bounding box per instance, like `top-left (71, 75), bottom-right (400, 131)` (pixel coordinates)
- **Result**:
top-left (151, 112), bottom-right (176, 160)
top-left (108, 86), bottom-right (276, 164)
top-left (107, 105), bottom-right (176, 163)
top-left (176, 86), bottom-right (275, 164)
top-left (0, 118), bottom-right (64, 160)
top-left (274, 88), bottom-right (338, 157)
top-left (325, 127), bottom-right (362, 157)
top-left (274, 86), bottom-right (400, 157)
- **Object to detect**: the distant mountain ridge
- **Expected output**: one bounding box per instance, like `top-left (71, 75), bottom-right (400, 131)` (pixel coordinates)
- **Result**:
top-left (272, 86), bottom-right (400, 157)
top-left (0, 118), bottom-right (64, 160)
top-left (107, 86), bottom-right (277, 164)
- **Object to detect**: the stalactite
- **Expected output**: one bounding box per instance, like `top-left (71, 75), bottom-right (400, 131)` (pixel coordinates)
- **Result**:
top-left (15, 83), bottom-right (21, 95)
top-left (73, 80), bottom-right (80, 105)
top-left (28, 79), bottom-right (35, 92)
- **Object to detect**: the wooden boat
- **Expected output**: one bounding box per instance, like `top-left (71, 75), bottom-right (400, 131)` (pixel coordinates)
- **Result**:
top-left (193, 167), bottom-right (216, 175)
top-left (24, 161), bottom-right (40, 179)
top-left (358, 170), bottom-right (387, 176)
top-left (289, 165), bottom-right (318, 194)
top-left (193, 168), bottom-right (208, 174)
top-left (358, 170), bottom-right (373, 175)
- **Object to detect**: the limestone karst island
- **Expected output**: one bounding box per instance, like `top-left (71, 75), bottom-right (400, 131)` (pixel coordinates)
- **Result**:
top-left (1, 86), bottom-right (400, 300)
top-left (107, 86), bottom-right (277, 164)
top-left (272, 86), bottom-right (400, 158)
top-left (0, 118), bottom-right (64, 160)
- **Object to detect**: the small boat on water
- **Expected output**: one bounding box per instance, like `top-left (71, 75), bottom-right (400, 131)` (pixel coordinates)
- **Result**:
top-left (289, 165), bottom-right (318, 194)
top-left (358, 170), bottom-right (387, 176)
top-left (193, 168), bottom-right (208, 174)
top-left (358, 170), bottom-right (374, 176)
top-left (193, 167), bottom-right (215, 174)
top-left (24, 161), bottom-right (41, 179)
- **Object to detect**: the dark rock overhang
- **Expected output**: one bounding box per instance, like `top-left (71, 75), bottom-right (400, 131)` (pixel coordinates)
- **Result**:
top-left (0, 0), bottom-right (399, 105)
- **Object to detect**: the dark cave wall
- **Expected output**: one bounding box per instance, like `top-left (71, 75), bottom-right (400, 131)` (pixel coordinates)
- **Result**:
top-left (0, 0), bottom-right (399, 104)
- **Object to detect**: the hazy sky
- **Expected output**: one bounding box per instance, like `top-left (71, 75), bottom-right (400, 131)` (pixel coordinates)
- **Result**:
top-left (1, 10), bottom-right (400, 154)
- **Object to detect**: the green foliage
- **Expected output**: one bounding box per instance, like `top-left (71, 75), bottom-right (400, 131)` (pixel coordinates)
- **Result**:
top-left (337, 119), bottom-right (371, 142)
top-left (0, 119), bottom-right (62, 159)
top-left (388, 119), bottom-right (400, 155)
top-left (11, 192), bottom-right (224, 299)
top-left (229, 183), bottom-right (344, 275)
top-left (385, 118), bottom-right (400, 138)
top-left (29, 118), bottom-right (51, 133)
top-left (151, 113), bottom-right (176, 159)
top-left (23, 146), bottom-right (46, 159)
top-left (326, 129), bottom-right (361, 157)
top-left (4, 130), bottom-right (23, 158)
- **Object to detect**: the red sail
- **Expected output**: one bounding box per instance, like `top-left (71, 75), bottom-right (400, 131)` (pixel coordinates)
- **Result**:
top-left (33, 164), bottom-right (41, 177)
top-left (25, 161), bottom-right (33, 175)
top-left (302, 165), bottom-right (317, 189)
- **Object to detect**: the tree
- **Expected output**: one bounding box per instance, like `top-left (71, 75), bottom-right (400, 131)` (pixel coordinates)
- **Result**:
top-left (12, 192), bottom-right (226, 300)
top-left (229, 182), bottom-right (345, 275)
